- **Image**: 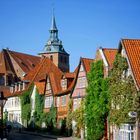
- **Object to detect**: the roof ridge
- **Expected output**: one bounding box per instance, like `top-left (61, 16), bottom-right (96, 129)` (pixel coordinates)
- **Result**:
top-left (31, 58), bottom-right (46, 82)
top-left (7, 49), bottom-right (39, 57)
top-left (81, 57), bottom-right (94, 60)
top-left (103, 48), bottom-right (117, 50)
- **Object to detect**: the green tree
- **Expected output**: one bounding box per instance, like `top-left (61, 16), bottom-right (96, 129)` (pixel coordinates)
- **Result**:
top-left (85, 60), bottom-right (109, 140)
top-left (33, 89), bottom-right (44, 127)
top-left (46, 105), bottom-right (57, 129)
top-left (72, 99), bottom-right (85, 138)
top-left (66, 99), bottom-right (73, 130)
top-left (21, 85), bottom-right (33, 127)
top-left (109, 54), bottom-right (139, 125)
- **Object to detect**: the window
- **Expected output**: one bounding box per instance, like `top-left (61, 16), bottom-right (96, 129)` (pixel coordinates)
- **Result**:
top-left (45, 96), bottom-right (53, 108)
top-left (61, 79), bottom-right (67, 90)
top-left (0, 75), bottom-right (5, 85)
top-left (78, 77), bottom-right (86, 88)
top-left (60, 56), bottom-right (63, 62)
top-left (61, 95), bottom-right (66, 106)
top-left (64, 57), bottom-right (67, 64)
top-left (113, 124), bottom-right (136, 140)
top-left (73, 98), bottom-right (81, 110)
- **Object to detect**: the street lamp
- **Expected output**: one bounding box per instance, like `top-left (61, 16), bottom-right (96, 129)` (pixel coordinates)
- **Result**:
top-left (0, 91), bottom-right (7, 139)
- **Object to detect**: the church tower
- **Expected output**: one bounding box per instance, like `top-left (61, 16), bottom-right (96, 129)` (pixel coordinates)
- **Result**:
top-left (40, 14), bottom-right (69, 72)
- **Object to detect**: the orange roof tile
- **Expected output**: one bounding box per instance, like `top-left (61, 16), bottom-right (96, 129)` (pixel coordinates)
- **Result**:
top-left (57, 66), bottom-right (79, 96)
top-left (81, 57), bottom-right (94, 73)
top-left (24, 57), bottom-right (63, 95)
top-left (34, 82), bottom-right (45, 94)
top-left (0, 50), bottom-right (15, 74)
top-left (0, 86), bottom-right (24, 98)
top-left (102, 48), bottom-right (118, 67)
top-left (121, 39), bottom-right (140, 89)
top-left (7, 49), bottom-right (41, 74)
top-left (0, 49), bottom-right (41, 78)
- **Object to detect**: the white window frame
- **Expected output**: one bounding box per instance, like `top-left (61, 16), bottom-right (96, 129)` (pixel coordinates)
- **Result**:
top-left (45, 96), bottom-right (53, 108)
top-left (61, 95), bottom-right (66, 106)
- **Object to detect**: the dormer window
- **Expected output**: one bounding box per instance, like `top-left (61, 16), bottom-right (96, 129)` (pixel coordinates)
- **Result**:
top-left (61, 79), bottom-right (67, 90)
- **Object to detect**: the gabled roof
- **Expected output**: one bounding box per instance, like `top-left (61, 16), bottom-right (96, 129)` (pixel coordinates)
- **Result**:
top-left (34, 82), bottom-right (45, 95)
top-left (102, 48), bottom-right (118, 68)
top-left (57, 66), bottom-right (79, 96)
top-left (0, 49), bottom-right (15, 74)
top-left (120, 39), bottom-right (140, 90)
top-left (24, 57), bottom-right (63, 94)
top-left (7, 49), bottom-right (41, 74)
top-left (0, 49), bottom-right (41, 76)
top-left (81, 57), bottom-right (94, 73)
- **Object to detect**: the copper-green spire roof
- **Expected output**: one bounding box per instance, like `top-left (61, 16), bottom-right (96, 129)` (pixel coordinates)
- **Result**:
top-left (39, 13), bottom-right (69, 55)
top-left (50, 15), bottom-right (58, 31)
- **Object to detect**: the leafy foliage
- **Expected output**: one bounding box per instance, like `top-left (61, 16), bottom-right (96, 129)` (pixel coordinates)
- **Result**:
top-left (85, 60), bottom-right (109, 140)
top-left (72, 99), bottom-right (85, 129)
top-left (46, 105), bottom-right (57, 129)
top-left (109, 54), bottom-right (139, 125)
top-left (20, 85), bottom-right (33, 124)
top-left (66, 99), bottom-right (73, 129)
top-left (33, 89), bottom-right (44, 127)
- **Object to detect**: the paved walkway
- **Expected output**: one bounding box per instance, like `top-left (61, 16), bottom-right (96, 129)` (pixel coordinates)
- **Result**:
top-left (17, 130), bottom-right (82, 140)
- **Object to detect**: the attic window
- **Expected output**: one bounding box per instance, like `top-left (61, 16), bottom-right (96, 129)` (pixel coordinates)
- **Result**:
top-left (61, 79), bottom-right (67, 90)
top-left (32, 64), bottom-right (35, 67)
top-left (21, 62), bottom-right (28, 68)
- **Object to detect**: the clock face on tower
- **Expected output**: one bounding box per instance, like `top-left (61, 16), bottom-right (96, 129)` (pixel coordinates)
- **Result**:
top-left (48, 40), bottom-right (51, 45)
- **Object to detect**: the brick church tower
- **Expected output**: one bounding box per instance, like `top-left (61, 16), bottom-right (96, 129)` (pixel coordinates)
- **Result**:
top-left (39, 14), bottom-right (69, 72)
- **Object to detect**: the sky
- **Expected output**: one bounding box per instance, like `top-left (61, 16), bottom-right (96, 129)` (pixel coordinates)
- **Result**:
top-left (0, 0), bottom-right (140, 71)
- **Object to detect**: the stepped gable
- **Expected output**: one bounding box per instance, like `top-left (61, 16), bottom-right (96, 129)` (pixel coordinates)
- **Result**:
top-left (81, 57), bottom-right (94, 73)
top-left (102, 48), bottom-right (118, 67)
top-left (24, 57), bottom-right (63, 94)
top-left (121, 39), bottom-right (140, 89)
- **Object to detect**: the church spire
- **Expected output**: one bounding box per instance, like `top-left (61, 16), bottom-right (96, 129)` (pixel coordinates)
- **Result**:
top-left (50, 14), bottom-right (57, 31)
top-left (39, 11), bottom-right (70, 72)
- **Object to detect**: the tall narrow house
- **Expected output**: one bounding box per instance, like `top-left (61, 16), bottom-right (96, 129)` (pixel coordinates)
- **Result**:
top-left (39, 15), bottom-right (69, 72)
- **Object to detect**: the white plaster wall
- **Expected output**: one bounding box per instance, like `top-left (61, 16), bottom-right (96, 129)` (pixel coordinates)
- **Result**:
top-left (4, 96), bottom-right (22, 127)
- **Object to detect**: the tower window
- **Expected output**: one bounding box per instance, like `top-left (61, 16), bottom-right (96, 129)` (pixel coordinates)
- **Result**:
top-left (50, 55), bottom-right (53, 61)
top-left (64, 57), bottom-right (67, 64)
top-left (60, 56), bottom-right (63, 62)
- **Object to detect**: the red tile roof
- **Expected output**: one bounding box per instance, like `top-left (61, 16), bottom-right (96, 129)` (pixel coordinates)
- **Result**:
top-left (0, 50), bottom-right (15, 74)
top-left (57, 66), bottom-right (79, 95)
top-left (24, 57), bottom-right (63, 95)
top-left (34, 82), bottom-right (45, 94)
top-left (0, 86), bottom-right (24, 98)
top-left (121, 39), bottom-right (140, 89)
top-left (81, 57), bottom-right (94, 73)
top-left (7, 49), bottom-right (41, 74)
top-left (0, 49), bottom-right (41, 77)
top-left (102, 48), bottom-right (118, 67)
